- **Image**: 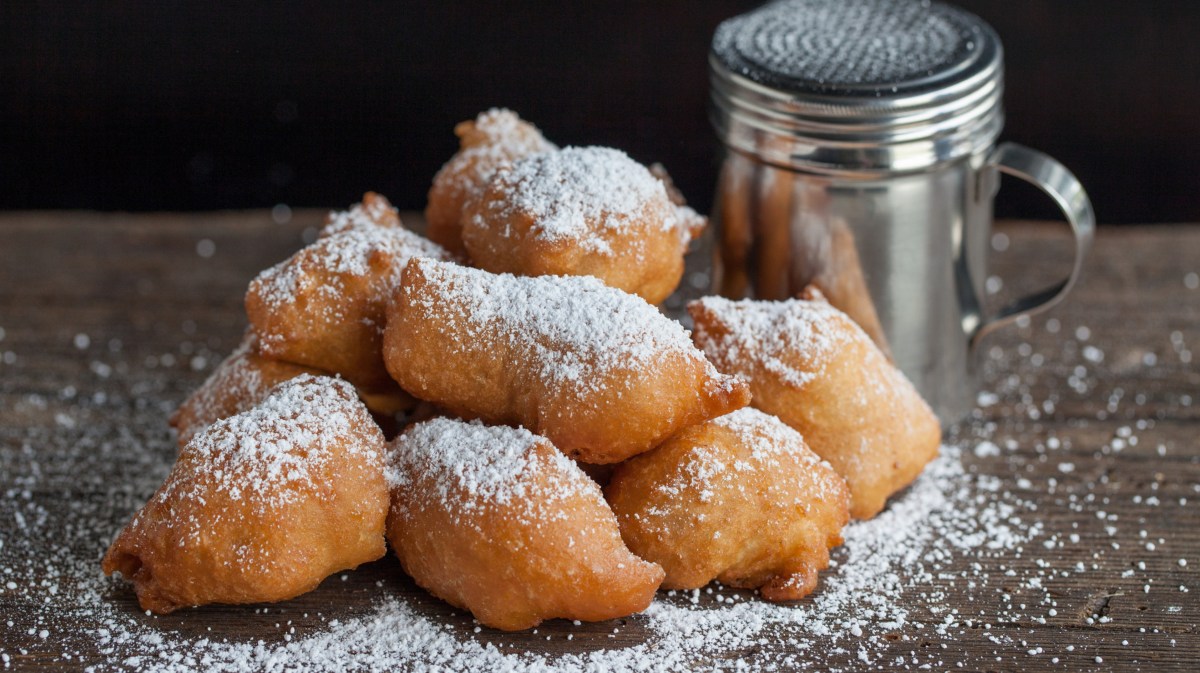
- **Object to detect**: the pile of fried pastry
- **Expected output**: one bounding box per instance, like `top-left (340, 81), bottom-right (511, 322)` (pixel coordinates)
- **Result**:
top-left (102, 109), bottom-right (941, 631)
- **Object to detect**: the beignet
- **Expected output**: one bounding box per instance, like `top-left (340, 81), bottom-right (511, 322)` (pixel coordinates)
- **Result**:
top-left (383, 258), bottom-right (749, 463)
top-left (385, 418), bottom-right (664, 630)
top-left (462, 146), bottom-right (692, 304)
top-left (606, 408), bottom-right (849, 601)
top-left (103, 375), bottom-right (389, 613)
top-left (246, 196), bottom-right (452, 389)
top-left (425, 108), bottom-right (556, 256)
top-left (169, 331), bottom-right (323, 447)
top-left (319, 191), bottom-right (404, 238)
top-left (688, 289), bottom-right (940, 519)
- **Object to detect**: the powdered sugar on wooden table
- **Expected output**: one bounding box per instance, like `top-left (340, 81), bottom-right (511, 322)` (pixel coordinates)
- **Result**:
top-left (1, 433), bottom-right (1042, 672)
top-left (1, 309), bottom-right (1195, 671)
top-left (2, 218), bottom-right (1197, 672)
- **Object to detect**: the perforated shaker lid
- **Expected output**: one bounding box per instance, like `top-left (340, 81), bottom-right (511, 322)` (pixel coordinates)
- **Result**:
top-left (710, 0), bottom-right (1005, 173)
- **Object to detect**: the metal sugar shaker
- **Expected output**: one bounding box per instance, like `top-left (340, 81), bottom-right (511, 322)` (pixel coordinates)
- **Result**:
top-left (709, 0), bottom-right (1095, 424)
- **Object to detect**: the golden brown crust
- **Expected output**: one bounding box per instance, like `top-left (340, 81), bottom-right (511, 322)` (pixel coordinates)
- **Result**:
top-left (245, 195), bottom-right (452, 389)
top-left (688, 290), bottom-right (941, 519)
top-left (385, 418), bottom-right (663, 630)
top-left (103, 376), bottom-right (389, 613)
top-left (172, 331), bottom-right (418, 446)
top-left (461, 147), bottom-right (688, 305)
top-left (319, 191), bottom-right (404, 238)
top-left (170, 331), bottom-right (324, 447)
top-left (382, 258), bottom-right (749, 464)
top-left (425, 109), bottom-right (555, 256)
top-left (605, 408), bottom-right (849, 601)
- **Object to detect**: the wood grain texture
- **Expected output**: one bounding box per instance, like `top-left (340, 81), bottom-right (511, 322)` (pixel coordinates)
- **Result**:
top-left (0, 212), bottom-right (1198, 671)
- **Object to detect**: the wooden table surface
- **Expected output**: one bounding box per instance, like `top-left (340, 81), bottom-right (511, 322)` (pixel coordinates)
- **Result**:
top-left (0, 211), bottom-right (1197, 672)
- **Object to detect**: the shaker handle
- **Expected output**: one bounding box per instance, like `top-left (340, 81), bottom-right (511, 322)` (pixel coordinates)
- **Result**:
top-left (969, 142), bottom-right (1096, 346)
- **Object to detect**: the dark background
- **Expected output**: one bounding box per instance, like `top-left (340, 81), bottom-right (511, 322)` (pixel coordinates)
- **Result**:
top-left (2, 1), bottom-right (1197, 223)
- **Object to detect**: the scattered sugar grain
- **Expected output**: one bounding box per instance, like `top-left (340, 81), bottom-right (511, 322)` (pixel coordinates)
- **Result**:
top-left (4, 300), bottom-right (1186, 672)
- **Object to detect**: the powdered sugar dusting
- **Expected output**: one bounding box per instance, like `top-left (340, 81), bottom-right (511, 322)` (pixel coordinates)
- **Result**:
top-left (411, 259), bottom-right (716, 395)
top-left (432, 108), bottom-right (557, 203)
top-left (387, 418), bottom-right (591, 516)
top-left (171, 335), bottom-right (264, 444)
top-left (479, 147), bottom-right (677, 255)
top-left (171, 333), bottom-right (319, 446)
top-left (160, 375), bottom-right (376, 512)
top-left (249, 223), bottom-right (451, 345)
top-left (9, 439), bottom-right (1051, 672)
top-left (625, 408), bottom-right (843, 537)
top-left (4, 222), bottom-right (1193, 670)
top-left (319, 193), bottom-right (401, 238)
top-left (463, 108), bottom-right (551, 149)
top-left (691, 294), bottom-right (854, 387)
top-left (255, 226), bottom-right (447, 306)
top-left (712, 407), bottom-right (823, 468)
top-left (6, 335), bottom-right (1188, 673)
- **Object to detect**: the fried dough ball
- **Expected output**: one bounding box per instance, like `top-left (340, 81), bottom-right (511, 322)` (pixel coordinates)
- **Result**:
top-left (319, 191), bottom-right (403, 238)
top-left (425, 109), bottom-right (556, 256)
top-left (385, 418), bottom-right (664, 630)
top-left (103, 375), bottom-right (389, 613)
top-left (169, 331), bottom-right (323, 446)
top-left (462, 147), bottom-right (695, 304)
top-left (688, 288), bottom-right (941, 519)
top-left (383, 258), bottom-right (750, 464)
top-left (606, 408), bottom-right (849, 601)
top-left (171, 331), bottom-right (417, 446)
top-left (245, 197), bottom-right (453, 389)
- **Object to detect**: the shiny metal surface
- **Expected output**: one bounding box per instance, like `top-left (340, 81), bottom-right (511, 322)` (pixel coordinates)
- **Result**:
top-left (712, 144), bottom-right (1093, 423)
top-left (709, 0), bottom-right (1095, 424)
top-left (969, 143), bottom-right (1096, 344)
top-left (710, 0), bottom-right (1004, 175)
